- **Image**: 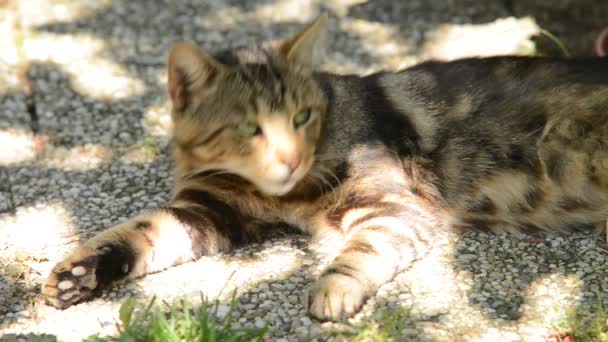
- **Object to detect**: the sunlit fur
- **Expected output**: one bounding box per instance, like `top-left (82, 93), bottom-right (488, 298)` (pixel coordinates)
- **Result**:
top-left (170, 61), bottom-right (326, 196)
top-left (44, 14), bottom-right (608, 321)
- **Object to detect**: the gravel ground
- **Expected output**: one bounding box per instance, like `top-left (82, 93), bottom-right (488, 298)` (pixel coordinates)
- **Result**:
top-left (1, 0), bottom-right (608, 341)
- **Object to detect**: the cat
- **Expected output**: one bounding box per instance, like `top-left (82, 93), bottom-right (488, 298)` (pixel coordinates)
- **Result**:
top-left (42, 13), bottom-right (608, 321)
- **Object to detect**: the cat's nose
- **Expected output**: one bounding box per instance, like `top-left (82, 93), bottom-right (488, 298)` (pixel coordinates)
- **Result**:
top-left (278, 153), bottom-right (301, 174)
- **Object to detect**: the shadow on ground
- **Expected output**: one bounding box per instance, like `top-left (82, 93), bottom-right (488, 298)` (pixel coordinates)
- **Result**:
top-left (2, 0), bottom-right (608, 340)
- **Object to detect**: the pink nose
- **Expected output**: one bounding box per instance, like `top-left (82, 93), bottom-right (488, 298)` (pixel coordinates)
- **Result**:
top-left (279, 153), bottom-right (301, 173)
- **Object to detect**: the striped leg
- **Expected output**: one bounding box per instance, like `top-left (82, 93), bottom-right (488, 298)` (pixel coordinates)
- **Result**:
top-left (43, 187), bottom-right (263, 309)
top-left (306, 194), bottom-right (439, 320)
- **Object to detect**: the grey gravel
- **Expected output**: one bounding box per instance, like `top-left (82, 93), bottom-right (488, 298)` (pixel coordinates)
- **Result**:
top-left (1, 0), bottom-right (608, 341)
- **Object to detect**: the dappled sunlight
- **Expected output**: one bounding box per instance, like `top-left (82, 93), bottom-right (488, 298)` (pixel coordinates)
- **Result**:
top-left (17, 0), bottom-right (111, 29)
top-left (338, 18), bottom-right (417, 71)
top-left (422, 17), bottom-right (540, 60)
top-left (140, 71), bottom-right (172, 139)
top-left (399, 238), bottom-right (461, 317)
top-left (24, 33), bottom-right (145, 99)
top-left (0, 128), bottom-right (162, 170)
top-left (1, 0), bottom-right (606, 340)
top-left (3, 299), bottom-right (126, 342)
top-left (41, 142), bottom-right (113, 170)
top-left (42, 139), bottom-right (165, 167)
top-left (0, 130), bottom-right (115, 170)
top-left (194, 1), bottom-right (316, 31)
top-left (0, 129), bottom-right (37, 166)
top-left (519, 273), bottom-right (583, 326)
top-left (252, 0), bottom-right (318, 23)
top-left (118, 142), bottom-right (162, 164)
top-left (327, 16), bottom-right (540, 74)
top-left (195, 6), bottom-right (247, 32)
top-left (0, 62), bottom-right (21, 91)
top-left (227, 0), bottom-right (369, 24)
top-left (1, 239), bottom-right (308, 341)
top-left (0, 6), bottom-right (20, 68)
top-left (393, 235), bottom-right (587, 338)
top-left (137, 243), bottom-right (304, 303)
top-left (0, 201), bottom-right (78, 261)
top-left (142, 101), bottom-right (172, 139)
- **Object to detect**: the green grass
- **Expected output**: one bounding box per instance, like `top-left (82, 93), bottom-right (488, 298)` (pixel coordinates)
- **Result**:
top-left (514, 27), bottom-right (570, 58)
top-left (539, 29), bottom-right (571, 57)
top-left (348, 307), bottom-right (415, 341)
top-left (83, 294), bottom-right (415, 342)
top-left (551, 303), bottom-right (608, 341)
top-left (84, 293), bottom-right (268, 342)
top-left (318, 306), bottom-right (416, 341)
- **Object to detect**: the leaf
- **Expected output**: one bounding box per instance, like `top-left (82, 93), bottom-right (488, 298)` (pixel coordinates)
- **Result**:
top-left (119, 297), bottom-right (137, 330)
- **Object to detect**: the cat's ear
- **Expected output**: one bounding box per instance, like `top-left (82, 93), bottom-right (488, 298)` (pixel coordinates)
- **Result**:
top-left (167, 42), bottom-right (224, 112)
top-left (279, 13), bottom-right (327, 69)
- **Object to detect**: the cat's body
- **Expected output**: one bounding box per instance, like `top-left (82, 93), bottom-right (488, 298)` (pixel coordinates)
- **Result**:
top-left (43, 15), bottom-right (608, 321)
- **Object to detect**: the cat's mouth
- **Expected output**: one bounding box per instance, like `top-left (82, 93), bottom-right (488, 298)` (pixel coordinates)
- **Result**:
top-left (184, 159), bottom-right (313, 196)
top-left (257, 158), bottom-right (314, 196)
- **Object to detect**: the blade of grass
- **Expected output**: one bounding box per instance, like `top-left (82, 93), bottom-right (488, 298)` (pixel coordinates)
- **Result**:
top-left (540, 29), bottom-right (571, 57)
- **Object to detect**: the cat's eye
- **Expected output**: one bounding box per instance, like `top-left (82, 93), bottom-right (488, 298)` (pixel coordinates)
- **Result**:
top-left (293, 109), bottom-right (311, 128)
top-left (237, 122), bottom-right (262, 137)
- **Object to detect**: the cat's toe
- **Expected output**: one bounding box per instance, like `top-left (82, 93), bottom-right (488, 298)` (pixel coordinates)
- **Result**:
top-left (42, 252), bottom-right (101, 309)
top-left (43, 243), bottom-right (133, 309)
top-left (306, 273), bottom-right (367, 321)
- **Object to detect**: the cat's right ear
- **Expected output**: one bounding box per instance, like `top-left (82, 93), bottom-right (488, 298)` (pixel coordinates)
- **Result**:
top-left (167, 42), bottom-right (224, 113)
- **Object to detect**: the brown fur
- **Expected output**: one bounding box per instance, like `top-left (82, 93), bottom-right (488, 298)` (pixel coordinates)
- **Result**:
top-left (43, 14), bottom-right (608, 321)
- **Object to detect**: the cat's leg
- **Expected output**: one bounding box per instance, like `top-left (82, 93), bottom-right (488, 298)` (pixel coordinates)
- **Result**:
top-left (43, 187), bottom-right (264, 309)
top-left (43, 209), bottom-right (203, 308)
top-left (306, 194), bottom-right (440, 320)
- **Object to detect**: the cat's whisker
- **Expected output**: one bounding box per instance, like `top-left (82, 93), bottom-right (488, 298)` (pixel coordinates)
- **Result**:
top-left (182, 168), bottom-right (230, 182)
top-left (307, 172), bottom-right (328, 196)
top-left (315, 173), bottom-right (342, 214)
top-left (314, 165), bottom-right (344, 214)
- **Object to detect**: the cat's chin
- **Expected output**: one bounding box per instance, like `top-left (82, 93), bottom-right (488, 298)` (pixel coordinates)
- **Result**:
top-left (255, 160), bottom-right (314, 196)
top-left (256, 180), bottom-right (298, 197)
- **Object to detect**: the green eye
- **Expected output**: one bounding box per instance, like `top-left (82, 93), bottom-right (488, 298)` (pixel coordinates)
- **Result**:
top-left (294, 109), bottom-right (311, 127)
top-left (237, 122), bottom-right (261, 137)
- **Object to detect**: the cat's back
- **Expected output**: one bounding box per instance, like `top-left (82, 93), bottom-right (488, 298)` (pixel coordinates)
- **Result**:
top-left (398, 56), bottom-right (608, 231)
top-left (319, 56), bottom-right (608, 232)
top-left (319, 56), bottom-right (608, 154)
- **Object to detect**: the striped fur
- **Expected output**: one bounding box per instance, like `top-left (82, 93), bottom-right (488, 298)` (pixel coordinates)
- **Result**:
top-left (44, 14), bottom-right (608, 320)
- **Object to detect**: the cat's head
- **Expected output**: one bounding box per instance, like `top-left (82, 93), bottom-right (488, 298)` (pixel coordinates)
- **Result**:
top-left (167, 14), bottom-right (328, 196)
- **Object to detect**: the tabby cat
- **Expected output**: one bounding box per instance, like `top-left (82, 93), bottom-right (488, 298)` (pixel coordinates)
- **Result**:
top-left (43, 14), bottom-right (608, 321)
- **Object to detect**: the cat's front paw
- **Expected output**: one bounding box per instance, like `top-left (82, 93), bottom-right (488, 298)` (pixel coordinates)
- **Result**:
top-left (306, 273), bottom-right (367, 321)
top-left (42, 243), bottom-right (134, 309)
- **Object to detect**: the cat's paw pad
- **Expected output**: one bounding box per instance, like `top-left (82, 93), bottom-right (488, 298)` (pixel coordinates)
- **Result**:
top-left (306, 273), bottom-right (367, 321)
top-left (42, 244), bottom-right (132, 309)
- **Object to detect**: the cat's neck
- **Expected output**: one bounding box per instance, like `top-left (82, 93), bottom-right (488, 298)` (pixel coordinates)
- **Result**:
top-left (311, 71), bottom-right (371, 164)
top-left (296, 72), bottom-right (363, 193)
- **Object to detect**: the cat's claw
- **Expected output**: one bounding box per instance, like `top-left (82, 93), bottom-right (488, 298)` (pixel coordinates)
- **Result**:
top-left (306, 273), bottom-right (367, 321)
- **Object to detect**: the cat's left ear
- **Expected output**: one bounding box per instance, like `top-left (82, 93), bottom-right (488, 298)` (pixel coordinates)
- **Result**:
top-left (279, 13), bottom-right (327, 69)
